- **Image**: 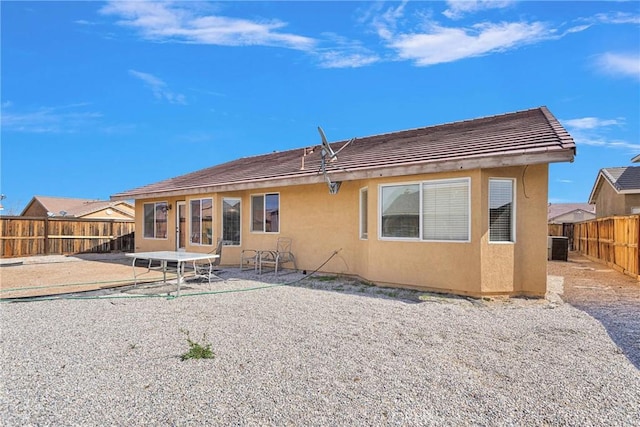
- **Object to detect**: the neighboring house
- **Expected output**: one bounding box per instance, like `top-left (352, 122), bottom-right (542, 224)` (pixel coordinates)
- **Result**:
top-left (548, 203), bottom-right (596, 224)
top-left (588, 167), bottom-right (640, 217)
top-left (21, 196), bottom-right (135, 220)
top-left (111, 106), bottom-right (575, 298)
top-left (632, 154), bottom-right (640, 163)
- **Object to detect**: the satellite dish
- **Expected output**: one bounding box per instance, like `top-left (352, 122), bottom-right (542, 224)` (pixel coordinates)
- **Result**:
top-left (317, 126), bottom-right (353, 162)
top-left (316, 126), bottom-right (355, 194)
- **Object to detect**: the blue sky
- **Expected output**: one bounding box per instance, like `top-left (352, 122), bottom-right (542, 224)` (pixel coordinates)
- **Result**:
top-left (1, 0), bottom-right (639, 214)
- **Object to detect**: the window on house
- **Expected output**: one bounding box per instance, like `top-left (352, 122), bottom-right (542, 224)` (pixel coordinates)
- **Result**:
top-left (190, 198), bottom-right (213, 245)
top-left (360, 188), bottom-right (368, 239)
top-left (423, 178), bottom-right (470, 241)
top-left (381, 184), bottom-right (420, 238)
top-left (251, 193), bottom-right (279, 233)
top-left (380, 178), bottom-right (470, 241)
top-left (489, 179), bottom-right (515, 242)
top-left (143, 202), bottom-right (168, 239)
top-left (222, 198), bottom-right (241, 245)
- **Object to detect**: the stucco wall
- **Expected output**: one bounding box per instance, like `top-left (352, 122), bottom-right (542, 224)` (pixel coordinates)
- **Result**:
top-left (133, 164), bottom-right (548, 297)
top-left (480, 164), bottom-right (548, 297)
top-left (595, 183), bottom-right (640, 217)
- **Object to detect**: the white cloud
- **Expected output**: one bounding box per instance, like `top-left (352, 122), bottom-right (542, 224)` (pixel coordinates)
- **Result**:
top-left (100, 1), bottom-right (315, 51)
top-left (578, 137), bottom-right (640, 151)
top-left (316, 51), bottom-right (380, 69)
top-left (443, 0), bottom-right (515, 20)
top-left (371, 1), bottom-right (408, 40)
top-left (315, 33), bottom-right (381, 68)
top-left (128, 70), bottom-right (186, 105)
top-left (387, 21), bottom-right (552, 66)
top-left (595, 52), bottom-right (640, 80)
top-left (562, 117), bottom-right (624, 130)
top-left (562, 116), bottom-right (639, 152)
top-left (593, 12), bottom-right (640, 25)
top-left (1, 103), bottom-right (102, 133)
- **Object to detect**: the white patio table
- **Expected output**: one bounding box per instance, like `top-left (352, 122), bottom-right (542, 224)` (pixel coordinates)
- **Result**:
top-left (125, 251), bottom-right (220, 297)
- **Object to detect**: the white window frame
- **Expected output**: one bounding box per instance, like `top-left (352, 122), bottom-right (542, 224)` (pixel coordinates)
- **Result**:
top-left (378, 178), bottom-right (471, 243)
top-left (422, 178), bottom-right (471, 242)
top-left (360, 187), bottom-right (368, 240)
top-left (379, 182), bottom-right (421, 241)
top-left (251, 192), bottom-right (280, 233)
top-left (142, 201), bottom-right (168, 240)
top-left (190, 198), bottom-right (214, 246)
top-left (222, 197), bottom-right (241, 246)
top-left (488, 178), bottom-right (516, 244)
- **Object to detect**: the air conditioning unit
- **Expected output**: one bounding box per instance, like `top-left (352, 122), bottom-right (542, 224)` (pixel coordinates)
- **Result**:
top-left (547, 236), bottom-right (569, 261)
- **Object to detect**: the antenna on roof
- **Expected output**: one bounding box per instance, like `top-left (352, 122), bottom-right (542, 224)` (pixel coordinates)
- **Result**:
top-left (318, 126), bottom-right (353, 162)
top-left (316, 126), bottom-right (355, 194)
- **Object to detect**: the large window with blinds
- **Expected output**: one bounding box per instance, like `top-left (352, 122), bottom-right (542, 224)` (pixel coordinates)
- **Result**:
top-left (489, 178), bottom-right (515, 242)
top-left (423, 178), bottom-right (470, 241)
top-left (380, 178), bottom-right (470, 241)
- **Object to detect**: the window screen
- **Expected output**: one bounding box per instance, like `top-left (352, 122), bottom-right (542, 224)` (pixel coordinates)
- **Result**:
top-left (381, 184), bottom-right (420, 238)
top-left (143, 202), bottom-right (167, 239)
top-left (360, 188), bottom-right (368, 239)
top-left (489, 179), bottom-right (514, 242)
top-left (251, 194), bottom-right (279, 233)
top-left (223, 198), bottom-right (241, 245)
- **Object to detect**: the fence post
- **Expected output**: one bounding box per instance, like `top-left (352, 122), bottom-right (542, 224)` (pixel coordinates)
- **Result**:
top-left (44, 217), bottom-right (49, 255)
top-left (110, 220), bottom-right (115, 252)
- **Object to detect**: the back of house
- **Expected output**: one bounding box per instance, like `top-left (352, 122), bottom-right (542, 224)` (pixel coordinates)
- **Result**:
top-left (112, 106), bottom-right (576, 298)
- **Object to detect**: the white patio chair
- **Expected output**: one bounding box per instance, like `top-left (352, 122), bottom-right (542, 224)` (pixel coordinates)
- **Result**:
top-left (258, 237), bottom-right (297, 276)
top-left (240, 248), bottom-right (260, 272)
top-left (192, 238), bottom-right (223, 284)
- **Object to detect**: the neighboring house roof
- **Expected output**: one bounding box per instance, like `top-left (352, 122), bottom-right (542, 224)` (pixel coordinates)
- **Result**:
top-left (632, 154), bottom-right (640, 163)
top-left (112, 106), bottom-right (576, 200)
top-left (548, 203), bottom-right (595, 221)
top-left (21, 196), bottom-right (133, 217)
top-left (588, 167), bottom-right (640, 204)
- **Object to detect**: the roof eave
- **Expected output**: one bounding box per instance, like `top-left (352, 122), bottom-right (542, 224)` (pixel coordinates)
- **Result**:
top-left (111, 149), bottom-right (574, 201)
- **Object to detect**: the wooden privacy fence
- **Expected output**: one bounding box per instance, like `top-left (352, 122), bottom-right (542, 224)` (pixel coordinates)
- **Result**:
top-left (0, 216), bottom-right (135, 258)
top-left (574, 215), bottom-right (639, 280)
top-left (548, 223), bottom-right (575, 250)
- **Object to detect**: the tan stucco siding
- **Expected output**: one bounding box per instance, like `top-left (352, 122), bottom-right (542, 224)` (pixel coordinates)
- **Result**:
top-left (595, 183), bottom-right (640, 217)
top-left (133, 165), bottom-right (548, 297)
top-left (480, 164), bottom-right (548, 297)
top-left (363, 170), bottom-right (482, 295)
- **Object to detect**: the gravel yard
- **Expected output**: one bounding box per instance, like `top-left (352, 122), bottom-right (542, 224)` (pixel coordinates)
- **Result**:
top-left (1, 262), bottom-right (639, 426)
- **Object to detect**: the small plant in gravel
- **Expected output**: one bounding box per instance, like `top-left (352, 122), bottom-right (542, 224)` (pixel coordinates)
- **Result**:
top-left (180, 329), bottom-right (215, 361)
top-left (315, 275), bottom-right (338, 282)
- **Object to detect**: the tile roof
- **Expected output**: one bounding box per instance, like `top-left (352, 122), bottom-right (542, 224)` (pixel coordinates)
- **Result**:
top-left (601, 167), bottom-right (640, 192)
top-left (548, 203), bottom-right (595, 221)
top-left (22, 196), bottom-right (133, 217)
top-left (112, 106), bottom-right (576, 200)
top-left (588, 166), bottom-right (640, 203)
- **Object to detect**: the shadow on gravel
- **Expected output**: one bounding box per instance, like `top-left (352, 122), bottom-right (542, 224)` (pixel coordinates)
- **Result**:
top-left (569, 300), bottom-right (640, 370)
top-left (550, 255), bottom-right (640, 370)
top-left (217, 268), bottom-right (493, 306)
